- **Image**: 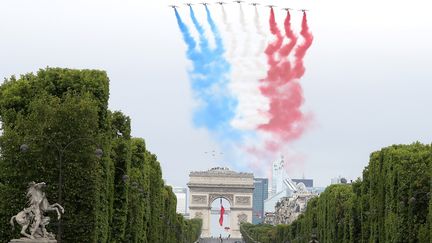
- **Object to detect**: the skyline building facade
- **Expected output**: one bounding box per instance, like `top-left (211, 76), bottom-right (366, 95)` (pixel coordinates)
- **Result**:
top-left (173, 187), bottom-right (188, 217)
top-left (292, 179), bottom-right (313, 188)
top-left (252, 178), bottom-right (268, 224)
top-left (265, 156), bottom-right (297, 213)
top-left (264, 156), bottom-right (320, 214)
top-left (331, 176), bottom-right (348, 185)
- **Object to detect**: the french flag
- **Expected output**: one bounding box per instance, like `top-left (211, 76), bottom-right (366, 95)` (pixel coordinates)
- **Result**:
top-left (219, 198), bottom-right (225, 226)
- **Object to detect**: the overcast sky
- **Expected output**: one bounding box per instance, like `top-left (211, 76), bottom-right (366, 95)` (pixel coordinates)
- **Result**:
top-left (1, 0), bottom-right (432, 187)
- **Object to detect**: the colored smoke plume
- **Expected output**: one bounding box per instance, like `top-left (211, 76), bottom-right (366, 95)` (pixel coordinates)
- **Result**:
top-left (254, 6), bottom-right (267, 57)
top-left (229, 3), bottom-right (269, 131)
top-left (174, 9), bottom-right (197, 58)
top-left (280, 11), bottom-right (297, 58)
top-left (239, 3), bottom-right (251, 57)
top-left (258, 9), bottom-right (313, 152)
top-left (264, 8), bottom-right (284, 67)
top-left (174, 7), bottom-right (237, 139)
top-left (221, 5), bottom-right (237, 59)
top-left (293, 12), bottom-right (314, 79)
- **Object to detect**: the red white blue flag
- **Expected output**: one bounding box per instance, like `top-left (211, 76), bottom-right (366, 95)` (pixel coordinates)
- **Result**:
top-left (219, 198), bottom-right (225, 226)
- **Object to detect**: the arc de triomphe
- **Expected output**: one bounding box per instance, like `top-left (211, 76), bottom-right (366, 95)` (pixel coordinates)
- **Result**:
top-left (188, 167), bottom-right (254, 238)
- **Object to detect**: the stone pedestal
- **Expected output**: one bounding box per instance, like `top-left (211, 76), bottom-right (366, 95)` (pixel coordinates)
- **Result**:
top-left (9, 238), bottom-right (57, 243)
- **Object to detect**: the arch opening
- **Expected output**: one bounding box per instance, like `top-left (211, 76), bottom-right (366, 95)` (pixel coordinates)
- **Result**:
top-left (210, 197), bottom-right (231, 237)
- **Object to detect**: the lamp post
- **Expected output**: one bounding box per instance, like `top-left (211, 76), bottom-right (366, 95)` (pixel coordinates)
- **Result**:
top-left (21, 137), bottom-right (103, 243)
top-left (115, 167), bottom-right (129, 183)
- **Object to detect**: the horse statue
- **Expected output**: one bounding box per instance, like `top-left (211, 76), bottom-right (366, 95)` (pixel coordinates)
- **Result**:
top-left (10, 206), bottom-right (34, 239)
top-left (10, 182), bottom-right (64, 240)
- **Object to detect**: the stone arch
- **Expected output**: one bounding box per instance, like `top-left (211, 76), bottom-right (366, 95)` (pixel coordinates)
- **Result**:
top-left (237, 213), bottom-right (248, 225)
top-left (188, 167), bottom-right (254, 239)
top-left (208, 194), bottom-right (234, 207)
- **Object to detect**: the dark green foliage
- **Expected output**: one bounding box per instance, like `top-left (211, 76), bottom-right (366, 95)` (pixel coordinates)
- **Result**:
top-left (241, 143), bottom-right (432, 243)
top-left (124, 138), bottom-right (150, 243)
top-left (0, 68), bottom-right (202, 243)
top-left (109, 111), bottom-right (131, 243)
top-left (147, 152), bottom-right (164, 242)
top-left (0, 92), bottom-right (109, 242)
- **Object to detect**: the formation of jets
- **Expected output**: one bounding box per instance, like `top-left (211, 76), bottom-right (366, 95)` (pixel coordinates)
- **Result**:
top-left (169, 2), bottom-right (309, 12)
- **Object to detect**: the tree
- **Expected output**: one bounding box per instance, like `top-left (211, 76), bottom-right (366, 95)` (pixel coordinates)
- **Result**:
top-left (241, 143), bottom-right (432, 243)
top-left (0, 68), bottom-right (203, 243)
top-left (109, 111), bottom-right (131, 243)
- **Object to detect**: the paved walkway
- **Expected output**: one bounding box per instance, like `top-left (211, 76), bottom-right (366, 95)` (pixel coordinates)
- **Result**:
top-left (198, 238), bottom-right (244, 243)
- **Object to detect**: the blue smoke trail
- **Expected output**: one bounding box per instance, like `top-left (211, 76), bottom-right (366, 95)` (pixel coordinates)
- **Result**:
top-left (174, 9), bottom-right (196, 60)
top-left (175, 7), bottom-right (238, 140)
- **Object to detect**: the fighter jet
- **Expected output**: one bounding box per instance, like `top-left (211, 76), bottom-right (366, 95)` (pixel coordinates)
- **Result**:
top-left (233, 0), bottom-right (244, 3)
top-left (216, 1), bottom-right (226, 5)
top-left (282, 7), bottom-right (294, 12)
top-left (299, 9), bottom-right (309, 12)
top-left (250, 3), bottom-right (259, 6)
top-left (266, 5), bottom-right (276, 8)
top-left (169, 5), bottom-right (179, 9)
top-left (185, 3), bottom-right (193, 7)
top-left (200, 2), bottom-right (209, 6)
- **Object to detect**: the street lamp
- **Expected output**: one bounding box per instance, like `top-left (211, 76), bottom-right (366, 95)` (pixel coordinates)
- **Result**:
top-left (20, 137), bottom-right (103, 243)
top-left (115, 167), bottom-right (129, 183)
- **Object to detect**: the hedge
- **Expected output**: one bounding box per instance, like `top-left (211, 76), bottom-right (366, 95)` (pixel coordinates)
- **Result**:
top-left (241, 143), bottom-right (432, 243)
top-left (0, 68), bottom-right (201, 243)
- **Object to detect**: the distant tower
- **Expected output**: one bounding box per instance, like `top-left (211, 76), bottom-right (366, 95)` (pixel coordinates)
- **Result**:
top-left (271, 155), bottom-right (285, 196)
top-left (173, 187), bottom-right (188, 216)
top-left (252, 178), bottom-right (269, 224)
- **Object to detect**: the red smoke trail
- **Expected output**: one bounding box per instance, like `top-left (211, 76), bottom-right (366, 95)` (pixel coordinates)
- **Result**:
top-left (279, 11), bottom-right (297, 59)
top-left (264, 8), bottom-right (284, 70)
top-left (259, 8), bottom-right (283, 110)
top-left (258, 10), bottom-right (313, 152)
top-left (293, 12), bottom-right (314, 79)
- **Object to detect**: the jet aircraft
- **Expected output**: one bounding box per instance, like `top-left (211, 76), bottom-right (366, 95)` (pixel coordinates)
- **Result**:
top-left (299, 9), bottom-right (309, 12)
top-left (282, 7), bottom-right (294, 12)
top-left (169, 5), bottom-right (179, 9)
top-left (200, 2), bottom-right (209, 6)
top-left (216, 2), bottom-right (226, 5)
top-left (250, 3), bottom-right (259, 6)
top-left (185, 3), bottom-right (193, 7)
top-left (266, 5), bottom-right (276, 8)
top-left (233, 0), bottom-right (244, 3)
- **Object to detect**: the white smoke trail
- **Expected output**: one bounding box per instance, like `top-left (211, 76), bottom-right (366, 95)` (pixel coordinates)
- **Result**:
top-left (221, 5), bottom-right (237, 59)
top-left (240, 4), bottom-right (251, 58)
top-left (254, 6), bottom-right (267, 58)
top-left (229, 3), bottom-right (269, 131)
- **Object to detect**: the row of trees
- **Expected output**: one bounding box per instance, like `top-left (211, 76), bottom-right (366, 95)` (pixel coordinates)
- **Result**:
top-left (241, 143), bottom-right (432, 242)
top-left (0, 68), bottom-right (201, 242)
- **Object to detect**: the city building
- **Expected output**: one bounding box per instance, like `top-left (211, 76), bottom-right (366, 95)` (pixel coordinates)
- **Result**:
top-left (173, 187), bottom-right (188, 216)
top-left (273, 183), bottom-right (317, 225)
top-left (264, 188), bottom-right (294, 213)
top-left (270, 156), bottom-right (287, 197)
top-left (252, 178), bottom-right (268, 224)
top-left (263, 212), bottom-right (275, 225)
top-left (331, 176), bottom-right (348, 185)
top-left (264, 156), bottom-right (298, 213)
top-left (292, 178), bottom-right (314, 188)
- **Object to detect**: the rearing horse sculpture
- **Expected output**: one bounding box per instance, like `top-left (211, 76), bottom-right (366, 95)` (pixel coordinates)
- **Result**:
top-left (10, 182), bottom-right (64, 239)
